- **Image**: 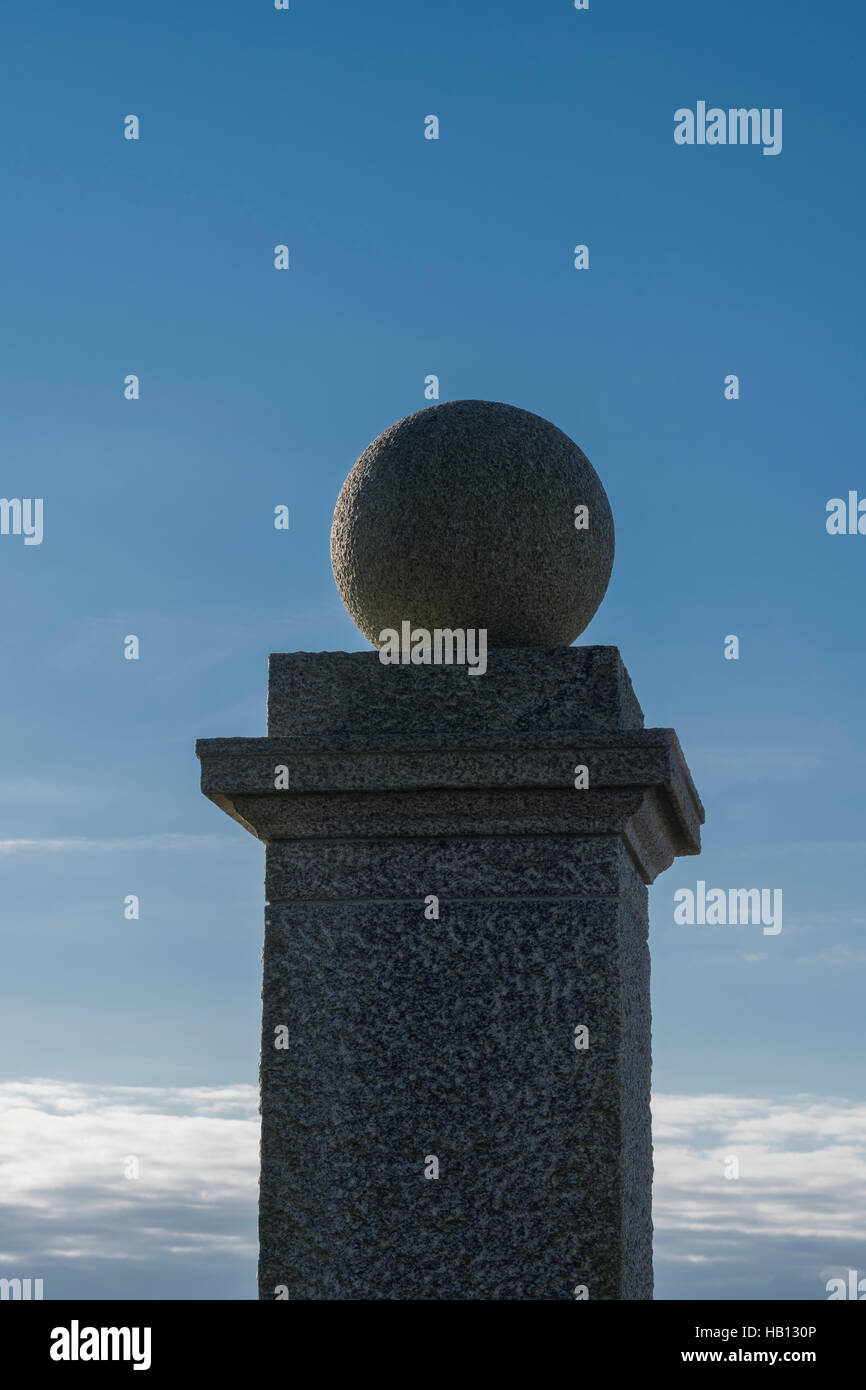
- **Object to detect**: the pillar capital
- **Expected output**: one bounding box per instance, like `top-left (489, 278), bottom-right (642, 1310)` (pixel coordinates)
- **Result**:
top-left (197, 648), bottom-right (703, 887)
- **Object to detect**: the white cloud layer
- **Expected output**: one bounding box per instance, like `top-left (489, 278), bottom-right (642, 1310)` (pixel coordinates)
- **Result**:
top-left (1, 1082), bottom-right (864, 1299)
top-left (0, 1080), bottom-right (258, 1279)
top-left (652, 1092), bottom-right (866, 1298)
top-left (652, 1092), bottom-right (866, 1240)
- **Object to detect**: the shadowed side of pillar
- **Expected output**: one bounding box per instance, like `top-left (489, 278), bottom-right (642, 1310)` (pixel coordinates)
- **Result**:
top-left (197, 647), bottom-right (704, 1300)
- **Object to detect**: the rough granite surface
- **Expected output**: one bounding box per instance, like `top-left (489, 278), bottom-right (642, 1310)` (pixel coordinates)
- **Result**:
top-left (196, 645), bottom-right (704, 1300)
top-left (267, 647), bottom-right (643, 743)
top-left (259, 899), bottom-right (651, 1301)
top-left (330, 401), bottom-right (615, 647)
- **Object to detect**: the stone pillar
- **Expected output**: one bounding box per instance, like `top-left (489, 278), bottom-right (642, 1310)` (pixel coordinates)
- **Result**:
top-left (196, 401), bottom-right (704, 1300)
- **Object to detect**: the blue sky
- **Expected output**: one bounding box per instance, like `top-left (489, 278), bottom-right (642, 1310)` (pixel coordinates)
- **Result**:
top-left (1, 0), bottom-right (865, 1299)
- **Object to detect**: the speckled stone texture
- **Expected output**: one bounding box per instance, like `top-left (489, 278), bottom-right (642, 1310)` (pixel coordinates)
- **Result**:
top-left (196, 648), bottom-right (704, 1301)
top-left (260, 899), bottom-right (650, 1300)
top-left (330, 401), bottom-right (615, 647)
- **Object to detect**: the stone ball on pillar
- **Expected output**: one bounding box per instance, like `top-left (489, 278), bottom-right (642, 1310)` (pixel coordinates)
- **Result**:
top-left (330, 399), bottom-right (615, 647)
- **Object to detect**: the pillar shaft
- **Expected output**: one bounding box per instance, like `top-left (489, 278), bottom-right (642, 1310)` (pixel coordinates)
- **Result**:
top-left (197, 646), bottom-right (704, 1300)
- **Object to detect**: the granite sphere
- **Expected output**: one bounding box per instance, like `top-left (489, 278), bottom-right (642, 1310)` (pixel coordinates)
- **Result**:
top-left (330, 399), bottom-right (614, 647)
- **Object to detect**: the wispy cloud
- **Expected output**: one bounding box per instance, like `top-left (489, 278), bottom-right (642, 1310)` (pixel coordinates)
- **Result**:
top-left (795, 945), bottom-right (866, 968)
top-left (0, 835), bottom-right (250, 856)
